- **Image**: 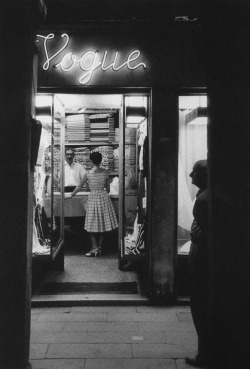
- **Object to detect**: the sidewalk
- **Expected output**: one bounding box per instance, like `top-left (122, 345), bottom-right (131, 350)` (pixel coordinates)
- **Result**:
top-left (30, 305), bottom-right (197, 369)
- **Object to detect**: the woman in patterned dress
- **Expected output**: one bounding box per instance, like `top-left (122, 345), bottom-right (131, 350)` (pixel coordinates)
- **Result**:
top-left (66, 152), bottom-right (118, 256)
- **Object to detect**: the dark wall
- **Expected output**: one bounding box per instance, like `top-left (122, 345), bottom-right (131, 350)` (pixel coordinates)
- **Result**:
top-left (0, 1), bottom-right (46, 367)
top-left (203, 3), bottom-right (250, 366)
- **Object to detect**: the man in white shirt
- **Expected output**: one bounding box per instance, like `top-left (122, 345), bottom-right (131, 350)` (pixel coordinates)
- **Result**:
top-left (55, 147), bottom-right (86, 233)
top-left (55, 148), bottom-right (86, 192)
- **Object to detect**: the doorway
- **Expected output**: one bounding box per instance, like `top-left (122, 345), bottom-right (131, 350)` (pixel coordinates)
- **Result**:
top-left (32, 91), bottom-right (150, 302)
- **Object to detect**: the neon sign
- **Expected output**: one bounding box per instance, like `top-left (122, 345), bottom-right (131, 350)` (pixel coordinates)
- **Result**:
top-left (37, 33), bottom-right (147, 85)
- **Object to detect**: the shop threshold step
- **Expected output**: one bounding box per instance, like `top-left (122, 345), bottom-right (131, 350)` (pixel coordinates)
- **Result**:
top-left (31, 293), bottom-right (150, 307)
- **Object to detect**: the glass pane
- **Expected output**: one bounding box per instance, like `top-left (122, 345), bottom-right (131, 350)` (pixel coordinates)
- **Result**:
top-left (123, 96), bottom-right (148, 257)
top-left (34, 94), bottom-right (53, 256)
top-left (178, 95), bottom-right (207, 255)
top-left (52, 95), bottom-right (65, 257)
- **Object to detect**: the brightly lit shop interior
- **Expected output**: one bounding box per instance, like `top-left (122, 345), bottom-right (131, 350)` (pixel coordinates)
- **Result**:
top-left (33, 93), bottom-right (148, 264)
top-left (178, 95), bottom-right (207, 255)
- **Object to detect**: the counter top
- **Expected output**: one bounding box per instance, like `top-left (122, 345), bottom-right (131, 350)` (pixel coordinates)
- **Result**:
top-left (51, 192), bottom-right (119, 198)
top-left (44, 192), bottom-right (119, 217)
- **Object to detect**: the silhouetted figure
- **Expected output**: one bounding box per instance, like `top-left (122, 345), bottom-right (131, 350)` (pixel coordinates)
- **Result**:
top-left (186, 160), bottom-right (210, 368)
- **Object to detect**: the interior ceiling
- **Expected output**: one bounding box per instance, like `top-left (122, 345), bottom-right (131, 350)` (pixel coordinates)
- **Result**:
top-left (56, 94), bottom-right (122, 110)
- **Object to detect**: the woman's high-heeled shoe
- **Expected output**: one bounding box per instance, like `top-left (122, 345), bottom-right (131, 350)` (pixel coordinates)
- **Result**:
top-left (85, 248), bottom-right (101, 257)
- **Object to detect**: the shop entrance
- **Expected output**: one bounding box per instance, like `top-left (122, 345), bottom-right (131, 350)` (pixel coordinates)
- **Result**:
top-left (32, 91), bottom-right (150, 302)
top-left (176, 93), bottom-right (207, 298)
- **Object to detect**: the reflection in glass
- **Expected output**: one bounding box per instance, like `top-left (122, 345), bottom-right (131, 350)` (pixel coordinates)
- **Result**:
top-left (33, 94), bottom-right (65, 258)
top-left (33, 95), bottom-right (53, 256)
top-left (123, 96), bottom-right (148, 257)
top-left (178, 95), bottom-right (207, 255)
top-left (51, 95), bottom-right (65, 257)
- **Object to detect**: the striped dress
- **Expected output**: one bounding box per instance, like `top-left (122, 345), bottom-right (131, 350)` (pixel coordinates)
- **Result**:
top-left (84, 171), bottom-right (118, 233)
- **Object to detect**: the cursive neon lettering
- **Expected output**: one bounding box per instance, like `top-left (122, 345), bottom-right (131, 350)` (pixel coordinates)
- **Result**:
top-left (101, 51), bottom-right (117, 71)
top-left (37, 33), bottom-right (147, 85)
top-left (55, 52), bottom-right (77, 71)
top-left (127, 50), bottom-right (146, 69)
top-left (78, 52), bottom-right (102, 84)
top-left (37, 33), bottom-right (69, 70)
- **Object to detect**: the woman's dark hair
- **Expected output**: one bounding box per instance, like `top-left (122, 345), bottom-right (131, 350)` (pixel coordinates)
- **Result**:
top-left (90, 151), bottom-right (102, 165)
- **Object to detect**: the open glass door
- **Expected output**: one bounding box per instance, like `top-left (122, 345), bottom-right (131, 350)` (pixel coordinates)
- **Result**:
top-left (34, 94), bottom-right (65, 262)
top-left (51, 95), bottom-right (65, 259)
top-left (119, 94), bottom-right (149, 269)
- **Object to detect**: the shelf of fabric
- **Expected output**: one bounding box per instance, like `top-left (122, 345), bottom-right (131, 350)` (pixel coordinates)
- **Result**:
top-left (91, 145), bottom-right (115, 172)
top-left (120, 254), bottom-right (146, 261)
top-left (64, 142), bottom-right (119, 146)
top-left (65, 113), bottom-right (90, 144)
top-left (89, 113), bottom-right (115, 143)
top-left (115, 128), bottom-right (137, 144)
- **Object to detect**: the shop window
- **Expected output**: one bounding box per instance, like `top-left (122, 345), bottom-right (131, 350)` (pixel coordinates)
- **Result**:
top-left (178, 95), bottom-right (207, 256)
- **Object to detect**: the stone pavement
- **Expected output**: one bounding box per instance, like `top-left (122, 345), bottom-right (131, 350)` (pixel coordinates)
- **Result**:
top-left (30, 305), bottom-right (198, 369)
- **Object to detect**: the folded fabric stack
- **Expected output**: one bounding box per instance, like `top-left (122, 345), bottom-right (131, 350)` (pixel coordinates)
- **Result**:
top-left (125, 128), bottom-right (137, 143)
top-left (44, 146), bottom-right (60, 175)
top-left (108, 115), bottom-right (115, 142)
top-left (91, 146), bottom-right (114, 172)
top-left (115, 128), bottom-right (137, 143)
top-left (89, 114), bottom-right (115, 142)
top-left (54, 120), bottom-right (61, 145)
top-left (44, 147), bottom-right (51, 173)
top-left (73, 147), bottom-right (91, 191)
top-left (125, 144), bottom-right (136, 174)
top-left (74, 147), bottom-right (91, 171)
top-left (65, 114), bottom-right (90, 144)
top-left (113, 147), bottom-right (119, 173)
top-left (115, 128), bottom-right (119, 143)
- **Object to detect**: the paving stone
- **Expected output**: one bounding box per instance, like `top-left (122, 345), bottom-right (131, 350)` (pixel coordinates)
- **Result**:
top-left (31, 331), bottom-right (87, 344)
top-left (30, 359), bottom-right (85, 368)
top-left (64, 321), bottom-right (138, 332)
top-left (176, 312), bottom-right (193, 322)
top-left (31, 321), bottom-right (66, 332)
top-left (32, 307), bottom-right (71, 314)
top-left (31, 314), bottom-right (39, 321)
top-left (29, 306), bottom-right (199, 366)
top-left (85, 358), bottom-right (177, 369)
top-left (30, 344), bottom-right (48, 359)
top-left (132, 343), bottom-right (196, 359)
top-left (176, 358), bottom-right (201, 369)
top-left (36, 313), bottom-right (108, 322)
top-left (138, 321), bottom-right (195, 332)
top-left (71, 306), bottom-right (137, 313)
top-left (164, 331), bottom-right (197, 346)
top-left (107, 312), bottom-right (179, 322)
top-left (86, 331), bottom-right (166, 344)
top-left (136, 306), bottom-right (190, 313)
top-left (46, 343), bottom-right (132, 359)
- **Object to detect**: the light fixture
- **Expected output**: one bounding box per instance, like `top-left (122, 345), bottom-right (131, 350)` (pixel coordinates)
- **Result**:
top-left (126, 106), bottom-right (146, 117)
top-left (186, 107), bottom-right (207, 125)
top-left (126, 106), bottom-right (146, 126)
top-left (35, 105), bottom-right (52, 116)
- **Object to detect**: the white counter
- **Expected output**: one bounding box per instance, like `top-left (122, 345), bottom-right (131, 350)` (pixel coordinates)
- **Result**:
top-left (44, 192), bottom-right (119, 217)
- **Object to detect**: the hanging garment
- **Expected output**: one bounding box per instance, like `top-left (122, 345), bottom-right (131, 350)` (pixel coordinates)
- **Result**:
top-left (178, 156), bottom-right (193, 231)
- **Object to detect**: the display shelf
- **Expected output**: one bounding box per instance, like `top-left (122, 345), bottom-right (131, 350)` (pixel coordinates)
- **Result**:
top-left (120, 254), bottom-right (146, 261)
top-left (64, 142), bottom-right (119, 146)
